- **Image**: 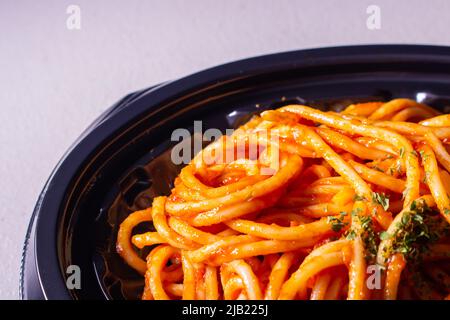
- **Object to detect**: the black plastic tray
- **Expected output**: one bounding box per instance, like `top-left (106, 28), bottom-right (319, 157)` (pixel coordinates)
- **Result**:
top-left (20, 45), bottom-right (450, 300)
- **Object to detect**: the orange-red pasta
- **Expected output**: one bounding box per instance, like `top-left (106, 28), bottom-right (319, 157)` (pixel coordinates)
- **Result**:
top-left (117, 98), bottom-right (450, 300)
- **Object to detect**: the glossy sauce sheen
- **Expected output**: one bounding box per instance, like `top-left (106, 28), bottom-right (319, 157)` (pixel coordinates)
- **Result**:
top-left (96, 95), bottom-right (450, 299)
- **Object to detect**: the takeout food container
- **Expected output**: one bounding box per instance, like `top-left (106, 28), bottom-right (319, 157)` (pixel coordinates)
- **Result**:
top-left (20, 45), bottom-right (450, 299)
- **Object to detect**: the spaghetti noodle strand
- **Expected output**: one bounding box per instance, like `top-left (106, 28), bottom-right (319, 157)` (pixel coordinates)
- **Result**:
top-left (116, 99), bottom-right (450, 300)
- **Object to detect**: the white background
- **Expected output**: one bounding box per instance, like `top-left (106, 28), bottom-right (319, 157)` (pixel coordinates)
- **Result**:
top-left (1, 0), bottom-right (450, 299)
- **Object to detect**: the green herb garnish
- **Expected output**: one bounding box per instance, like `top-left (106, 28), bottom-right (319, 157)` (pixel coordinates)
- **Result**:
top-left (353, 194), bottom-right (366, 201)
top-left (379, 231), bottom-right (391, 240)
top-left (372, 192), bottom-right (390, 211)
top-left (346, 229), bottom-right (357, 240)
top-left (388, 199), bottom-right (447, 263)
top-left (327, 212), bottom-right (348, 233)
top-left (372, 165), bottom-right (384, 173)
top-left (345, 213), bottom-right (378, 263)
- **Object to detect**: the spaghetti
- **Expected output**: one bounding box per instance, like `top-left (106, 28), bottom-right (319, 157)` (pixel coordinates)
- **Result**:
top-left (117, 98), bottom-right (450, 300)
